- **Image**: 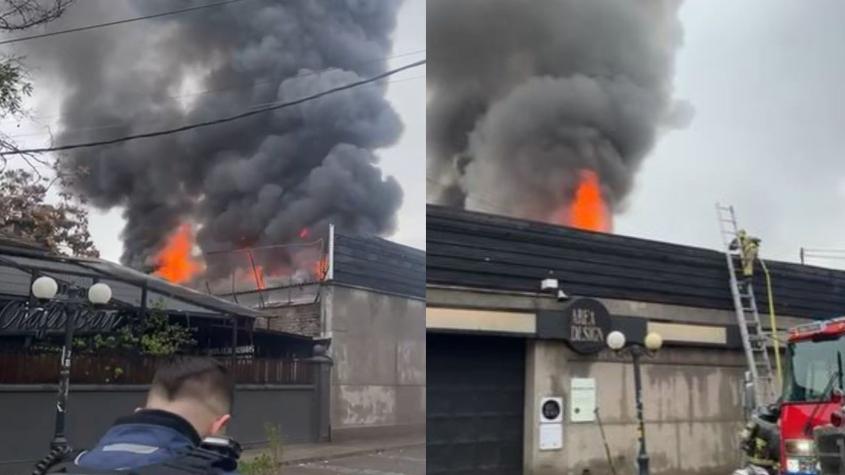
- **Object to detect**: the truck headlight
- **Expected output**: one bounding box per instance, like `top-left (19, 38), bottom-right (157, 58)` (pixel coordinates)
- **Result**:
top-left (784, 439), bottom-right (818, 474)
top-left (785, 439), bottom-right (815, 456)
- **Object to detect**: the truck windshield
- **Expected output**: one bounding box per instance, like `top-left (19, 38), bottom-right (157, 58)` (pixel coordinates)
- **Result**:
top-left (784, 337), bottom-right (845, 402)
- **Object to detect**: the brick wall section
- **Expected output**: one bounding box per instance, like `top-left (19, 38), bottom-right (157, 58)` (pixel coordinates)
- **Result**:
top-left (255, 302), bottom-right (321, 337)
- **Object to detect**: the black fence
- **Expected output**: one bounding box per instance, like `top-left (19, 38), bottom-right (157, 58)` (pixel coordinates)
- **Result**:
top-left (0, 352), bottom-right (313, 385)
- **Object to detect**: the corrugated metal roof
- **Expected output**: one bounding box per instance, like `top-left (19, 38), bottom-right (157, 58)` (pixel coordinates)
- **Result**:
top-left (427, 205), bottom-right (845, 320)
top-left (333, 233), bottom-right (425, 299)
top-left (76, 260), bottom-right (260, 318)
top-left (0, 247), bottom-right (258, 319)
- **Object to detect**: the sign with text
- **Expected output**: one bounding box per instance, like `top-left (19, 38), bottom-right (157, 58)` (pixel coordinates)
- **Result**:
top-left (570, 378), bottom-right (596, 422)
top-left (564, 298), bottom-right (611, 354)
top-left (0, 299), bottom-right (126, 336)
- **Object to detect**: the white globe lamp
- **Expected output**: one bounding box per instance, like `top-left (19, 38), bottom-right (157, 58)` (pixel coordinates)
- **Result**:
top-left (645, 332), bottom-right (663, 352)
top-left (87, 282), bottom-right (112, 305)
top-left (607, 330), bottom-right (626, 351)
top-left (31, 276), bottom-right (58, 300)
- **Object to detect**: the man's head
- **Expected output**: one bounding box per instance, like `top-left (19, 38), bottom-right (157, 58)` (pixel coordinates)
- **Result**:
top-left (145, 356), bottom-right (234, 438)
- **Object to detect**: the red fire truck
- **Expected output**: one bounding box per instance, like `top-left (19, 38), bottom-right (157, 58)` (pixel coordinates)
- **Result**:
top-left (739, 317), bottom-right (845, 475)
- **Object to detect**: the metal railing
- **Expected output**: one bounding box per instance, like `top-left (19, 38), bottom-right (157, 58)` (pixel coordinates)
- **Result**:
top-left (201, 239), bottom-right (329, 307)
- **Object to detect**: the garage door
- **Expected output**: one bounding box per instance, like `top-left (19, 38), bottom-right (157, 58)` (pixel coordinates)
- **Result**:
top-left (427, 333), bottom-right (526, 475)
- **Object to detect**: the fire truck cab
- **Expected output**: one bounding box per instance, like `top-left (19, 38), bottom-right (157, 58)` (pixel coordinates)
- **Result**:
top-left (759, 317), bottom-right (845, 474)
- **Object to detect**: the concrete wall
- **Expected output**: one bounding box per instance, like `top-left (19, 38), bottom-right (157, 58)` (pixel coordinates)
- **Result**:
top-left (427, 285), bottom-right (810, 331)
top-left (325, 284), bottom-right (426, 438)
top-left (525, 342), bottom-right (745, 475)
top-left (427, 286), bottom-right (791, 475)
top-left (0, 384), bottom-right (317, 474)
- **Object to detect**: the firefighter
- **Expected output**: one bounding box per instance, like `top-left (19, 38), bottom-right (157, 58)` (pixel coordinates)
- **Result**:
top-left (737, 404), bottom-right (781, 474)
top-left (730, 230), bottom-right (761, 279)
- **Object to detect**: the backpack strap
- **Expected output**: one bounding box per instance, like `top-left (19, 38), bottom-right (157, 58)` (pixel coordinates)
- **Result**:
top-left (152, 446), bottom-right (234, 474)
top-left (43, 447), bottom-right (234, 475)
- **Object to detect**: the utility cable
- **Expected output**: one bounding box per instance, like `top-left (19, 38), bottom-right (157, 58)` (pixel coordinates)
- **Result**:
top-left (0, 58), bottom-right (425, 156)
top-left (0, 0), bottom-right (256, 46)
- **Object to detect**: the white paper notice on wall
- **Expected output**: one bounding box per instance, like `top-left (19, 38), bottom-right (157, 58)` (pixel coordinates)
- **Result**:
top-left (539, 423), bottom-right (563, 450)
top-left (570, 378), bottom-right (596, 422)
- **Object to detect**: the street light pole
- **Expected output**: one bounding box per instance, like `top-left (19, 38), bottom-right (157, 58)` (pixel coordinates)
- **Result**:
top-left (630, 345), bottom-right (649, 475)
top-left (51, 300), bottom-right (76, 451)
top-left (31, 277), bottom-right (112, 453)
top-left (606, 330), bottom-right (663, 475)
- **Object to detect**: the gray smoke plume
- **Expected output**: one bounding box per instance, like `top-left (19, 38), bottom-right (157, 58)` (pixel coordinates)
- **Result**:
top-left (427, 0), bottom-right (691, 223)
top-left (22, 0), bottom-right (404, 275)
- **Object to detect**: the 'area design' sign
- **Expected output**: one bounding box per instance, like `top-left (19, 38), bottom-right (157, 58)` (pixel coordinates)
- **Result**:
top-left (0, 299), bottom-right (126, 335)
top-left (563, 298), bottom-right (611, 354)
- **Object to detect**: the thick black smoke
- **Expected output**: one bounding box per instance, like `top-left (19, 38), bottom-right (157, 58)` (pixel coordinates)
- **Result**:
top-left (427, 0), bottom-right (691, 222)
top-left (24, 0), bottom-right (404, 274)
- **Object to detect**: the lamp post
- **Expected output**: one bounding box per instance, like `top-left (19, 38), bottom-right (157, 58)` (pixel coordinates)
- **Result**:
top-left (31, 276), bottom-right (112, 452)
top-left (606, 330), bottom-right (663, 475)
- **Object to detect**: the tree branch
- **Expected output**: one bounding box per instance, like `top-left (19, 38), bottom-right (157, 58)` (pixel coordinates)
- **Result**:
top-left (0, 0), bottom-right (73, 31)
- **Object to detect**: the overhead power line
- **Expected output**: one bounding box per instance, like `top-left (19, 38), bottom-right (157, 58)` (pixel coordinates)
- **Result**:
top-left (0, 0), bottom-right (256, 46)
top-left (0, 47), bottom-right (426, 131)
top-left (0, 58), bottom-right (426, 156)
top-left (7, 73), bottom-right (426, 141)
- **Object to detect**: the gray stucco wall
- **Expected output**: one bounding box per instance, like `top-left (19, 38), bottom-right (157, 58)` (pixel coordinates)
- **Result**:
top-left (325, 284), bottom-right (426, 437)
top-left (0, 384), bottom-right (316, 474)
top-left (427, 285), bottom-right (809, 330)
top-left (427, 286), bottom-right (782, 475)
top-left (524, 341), bottom-right (745, 475)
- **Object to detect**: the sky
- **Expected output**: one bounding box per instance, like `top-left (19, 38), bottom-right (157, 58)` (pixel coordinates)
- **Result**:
top-left (3, 0), bottom-right (426, 262)
top-left (612, 0), bottom-right (845, 268)
top-left (379, 0), bottom-right (426, 251)
top-left (8, 0), bottom-right (845, 270)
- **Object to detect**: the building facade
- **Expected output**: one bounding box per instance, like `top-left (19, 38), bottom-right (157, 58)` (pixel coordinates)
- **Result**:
top-left (426, 205), bottom-right (845, 475)
top-left (0, 237), bottom-right (323, 473)
top-left (221, 231), bottom-right (427, 440)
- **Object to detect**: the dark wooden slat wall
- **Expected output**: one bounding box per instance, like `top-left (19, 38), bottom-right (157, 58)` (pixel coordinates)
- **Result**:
top-left (427, 205), bottom-right (845, 320)
top-left (333, 233), bottom-right (425, 299)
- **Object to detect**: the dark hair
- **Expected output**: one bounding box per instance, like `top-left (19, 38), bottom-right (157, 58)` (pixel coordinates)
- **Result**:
top-left (151, 356), bottom-right (234, 412)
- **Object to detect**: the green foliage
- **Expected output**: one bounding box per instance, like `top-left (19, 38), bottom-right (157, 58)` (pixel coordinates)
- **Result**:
top-left (0, 57), bottom-right (30, 119)
top-left (238, 423), bottom-right (284, 475)
top-left (239, 453), bottom-right (276, 475)
top-left (265, 423), bottom-right (283, 466)
top-left (138, 310), bottom-right (196, 356)
top-left (74, 304), bottom-right (196, 357)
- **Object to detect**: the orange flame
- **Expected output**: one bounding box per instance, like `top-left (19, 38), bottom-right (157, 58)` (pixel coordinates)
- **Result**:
top-left (154, 224), bottom-right (202, 284)
top-left (567, 170), bottom-right (611, 232)
top-left (252, 264), bottom-right (267, 289)
top-left (313, 257), bottom-right (329, 280)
